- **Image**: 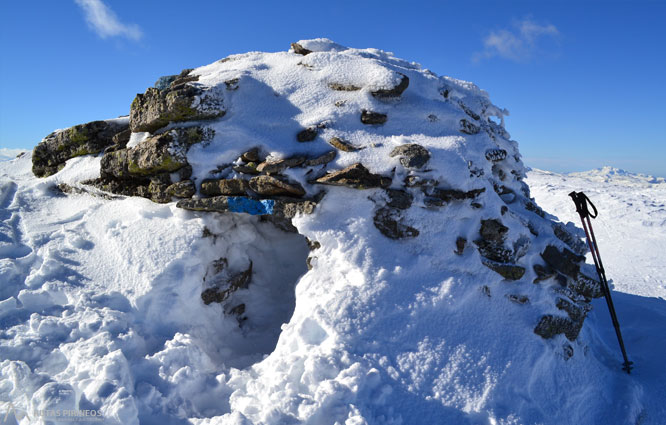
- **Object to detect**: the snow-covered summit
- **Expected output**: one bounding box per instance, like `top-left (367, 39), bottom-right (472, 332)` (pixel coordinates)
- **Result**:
top-left (0, 40), bottom-right (648, 424)
top-left (569, 166), bottom-right (666, 185)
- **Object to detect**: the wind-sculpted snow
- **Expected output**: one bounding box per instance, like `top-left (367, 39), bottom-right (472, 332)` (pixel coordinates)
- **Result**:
top-left (0, 40), bottom-right (661, 424)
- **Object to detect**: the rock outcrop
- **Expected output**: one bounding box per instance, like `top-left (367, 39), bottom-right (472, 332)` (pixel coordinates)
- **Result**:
top-left (84, 127), bottom-right (213, 203)
top-left (32, 119), bottom-right (129, 177)
top-left (129, 69), bottom-right (225, 133)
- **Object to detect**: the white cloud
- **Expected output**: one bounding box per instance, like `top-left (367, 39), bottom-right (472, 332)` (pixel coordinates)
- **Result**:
top-left (74, 0), bottom-right (142, 41)
top-left (474, 18), bottom-right (559, 62)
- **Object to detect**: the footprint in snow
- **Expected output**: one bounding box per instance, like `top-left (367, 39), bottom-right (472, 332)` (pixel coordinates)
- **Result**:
top-left (0, 181), bottom-right (33, 260)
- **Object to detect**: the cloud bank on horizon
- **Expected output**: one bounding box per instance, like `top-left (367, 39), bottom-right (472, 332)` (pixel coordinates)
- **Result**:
top-left (475, 18), bottom-right (559, 62)
top-left (74, 0), bottom-right (142, 41)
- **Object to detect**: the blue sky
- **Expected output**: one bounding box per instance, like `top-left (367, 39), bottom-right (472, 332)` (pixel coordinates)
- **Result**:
top-left (1, 0), bottom-right (665, 176)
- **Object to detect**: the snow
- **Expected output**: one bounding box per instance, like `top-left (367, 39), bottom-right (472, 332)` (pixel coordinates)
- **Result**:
top-left (526, 167), bottom-right (666, 299)
top-left (0, 40), bottom-right (664, 424)
top-left (0, 149), bottom-right (27, 162)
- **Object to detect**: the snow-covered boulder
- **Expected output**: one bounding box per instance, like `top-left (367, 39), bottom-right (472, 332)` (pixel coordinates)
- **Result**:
top-left (12, 39), bottom-right (644, 424)
top-left (32, 118), bottom-right (129, 177)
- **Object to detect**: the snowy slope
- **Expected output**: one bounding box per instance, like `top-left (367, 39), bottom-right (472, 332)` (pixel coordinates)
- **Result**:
top-left (0, 40), bottom-right (661, 424)
top-left (527, 167), bottom-right (666, 299)
top-left (0, 149), bottom-right (26, 162)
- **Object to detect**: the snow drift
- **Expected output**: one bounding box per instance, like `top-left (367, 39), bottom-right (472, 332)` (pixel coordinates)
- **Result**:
top-left (0, 39), bottom-right (646, 424)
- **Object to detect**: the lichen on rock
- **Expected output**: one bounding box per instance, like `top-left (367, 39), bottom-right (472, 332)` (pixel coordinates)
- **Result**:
top-left (129, 69), bottom-right (225, 133)
top-left (32, 119), bottom-right (129, 177)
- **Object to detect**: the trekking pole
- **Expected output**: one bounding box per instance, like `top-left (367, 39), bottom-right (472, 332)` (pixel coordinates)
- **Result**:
top-left (569, 191), bottom-right (633, 374)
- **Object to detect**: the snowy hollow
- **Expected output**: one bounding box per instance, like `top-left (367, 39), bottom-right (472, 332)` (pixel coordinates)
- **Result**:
top-left (0, 39), bottom-right (644, 424)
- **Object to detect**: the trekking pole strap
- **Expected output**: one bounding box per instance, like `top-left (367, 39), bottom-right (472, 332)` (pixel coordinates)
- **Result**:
top-left (568, 191), bottom-right (598, 219)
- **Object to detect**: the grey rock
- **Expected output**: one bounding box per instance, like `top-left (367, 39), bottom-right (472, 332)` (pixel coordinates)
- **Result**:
top-left (385, 189), bottom-right (413, 209)
top-left (148, 180), bottom-right (171, 203)
top-left (459, 119), bottom-right (480, 135)
top-left (233, 163), bottom-right (260, 175)
top-left (569, 273), bottom-right (603, 299)
top-left (201, 178), bottom-right (249, 196)
top-left (328, 82), bottom-right (361, 91)
top-left (552, 222), bottom-right (587, 256)
top-left (474, 219), bottom-right (514, 262)
top-left (304, 151), bottom-right (337, 167)
top-left (112, 128), bottom-right (131, 148)
top-left (458, 101), bottom-right (480, 121)
top-left (468, 161), bottom-right (484, 177)
top-left (83, 176), bottom-right (150, 199)
top-left (201, 261), bottom-right (253, 305)
top-left (507, 294), bottom-right (529, 304)
top-left (177, 196), bottom-right (230, 212)
top-left (563, 343), bottom-right (574, 360)
top-left (479, 219), bottom-right (508, 243)
top-left (32, 119), bottom-right (129, 177)
top-left (404, 176), bottom-right (437, 188)
top-left (228, 303), bottom-right (246, 319)
top-left (533, 264), bottom-right (557, 283)
top-left (524, 200), bottom-right (545, 217)
top-left (373, 207), bottom-right (419, 239)
top-left (273, 199), bottom-right (318, 218)
top-left (314, 163), bottom-right (391, 189)
top-left (455, 237), bottom-right (466, 255)
top-left (291, 42), bottom-right (312, 55)
top-left (427, 187), bottom-right (485, 204)
top-left (493, 166), bottom-right (507, 181)
top-left (56, 183), bottom-right (118, 200)
top-left (297, 127), bottom-right (318, 142)
top-left (129, 69), bottom-right (224, 133)
top-left (178, 164), bottom-right (193, 181)
top-left (371, 74), bottom-right (409, 99)
top-left (249, 175), bottom-right (306, 197)
top-left (481, 260), bottom-right (526, 280)
top-left (556, 297), bottom-right (591, 322)
top-left (307, 238), bottom-right (321, 251)
top-left (329, 137), bottom-right (361, 152)
top-left (256, 156), bottom-right (306, 174)
top-left (541, 245), bottom-right (584, 278)
top-left (389, 144), bottom-right (431, 169)
top-left (101, 127), bottom-right (210, 180)
top-left (475, 239), bottom-right (515, 263)
top-left (485, 148), bottom-right (508, 162)
top-left (166, 180), bottom-right (196, 198)
top-left (225, 78), bottom-right (240, 91)
top-left (361, 110), bottom-right (387, 125)
top-left (534, 314), bottom-right (583, 341)
top-left (241, 147), bottom-right (260, 162)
